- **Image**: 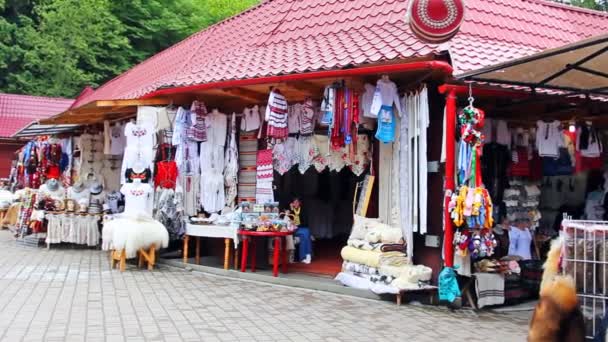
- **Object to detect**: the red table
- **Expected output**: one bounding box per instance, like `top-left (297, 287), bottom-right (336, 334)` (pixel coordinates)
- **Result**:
top-left (238, 230), bottom-right (294, 277)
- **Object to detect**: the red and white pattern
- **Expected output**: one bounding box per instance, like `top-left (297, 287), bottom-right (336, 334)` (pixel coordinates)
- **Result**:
top-left (265, 90), bottom-right (289, 139)
top-left (408, 0), bottom-right (465, 43)
top-left (256, 149), bottom-right (273, 180)
top-left (255, 149), bottom-right (274, 204)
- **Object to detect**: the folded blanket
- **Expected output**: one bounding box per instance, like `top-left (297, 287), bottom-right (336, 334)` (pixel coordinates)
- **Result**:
top-left (342, 261), bottom-right (379, 275)
top-left (381, 264), bottom-right (432, 282)
top-left (379, 251), bottom-right (410, 267)
top-left (365, 221), bottom-right (403, 244)
top-left (340, 246), bottom-right (381, 268)
top-left (474, 272), bottom-right (505, 308)
top-left (335, 272), bottom-right (399, 294)
top-left (380, 243), bottom-right (407, 253)
top-left (347, 239), bottom-right (382, 251)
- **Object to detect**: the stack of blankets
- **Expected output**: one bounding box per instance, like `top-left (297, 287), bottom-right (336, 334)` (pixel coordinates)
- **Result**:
top-left (335, 215), bottom-right (432, 294)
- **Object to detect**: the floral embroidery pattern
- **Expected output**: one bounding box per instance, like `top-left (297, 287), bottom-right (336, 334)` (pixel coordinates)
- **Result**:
top-left (131, 128), bottom-right (147, 137)
top-left (130, 189), bottom-right (145, 196)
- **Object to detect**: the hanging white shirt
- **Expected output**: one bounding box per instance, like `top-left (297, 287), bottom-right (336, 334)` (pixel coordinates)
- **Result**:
top-left (121, 182), bottom-right (153, 217)
top-left (417, 86), bottom-right (429, 235)
top-left (361, 83), bottom-right (377, 118)
top-left (207, 109), bottom-right (227, 147)
top-left (136, 106), bottom-right (159, 131)
top-left (240, 106), bottom-right (261, 132)
top-left (288, 103), bottom-right (302, 134)
top-left (109, 123), bottom-right (126, 155)
top-left (370, 78), bottom-right (404, 117)
top-left (496, 120), bottom-right (511, 147)
top-left (125, 121), bottom-right (155, 148)
top-left (535, 120), bottom-right (562, 157)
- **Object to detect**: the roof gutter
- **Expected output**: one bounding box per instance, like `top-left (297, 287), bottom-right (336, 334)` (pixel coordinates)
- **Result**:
top-left (141, 61), bottom-right (454, 99)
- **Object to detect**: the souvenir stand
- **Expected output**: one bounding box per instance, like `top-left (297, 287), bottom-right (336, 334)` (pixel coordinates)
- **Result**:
top-left (37, 60), bottom-right (455, 294)
top-left (5, 99), bottom-right (174, 271)
top-left (6, 134), bottom-right (107, 248)
top-left (438, 34), bottom-right (608, 311)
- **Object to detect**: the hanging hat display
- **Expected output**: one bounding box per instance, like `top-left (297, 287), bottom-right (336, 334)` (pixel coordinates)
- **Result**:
top-left (407, 0), bottom-right (465, 43)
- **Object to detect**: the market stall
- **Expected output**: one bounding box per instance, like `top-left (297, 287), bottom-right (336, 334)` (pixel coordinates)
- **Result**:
top-left (437, 33), bottom-right (608, 310)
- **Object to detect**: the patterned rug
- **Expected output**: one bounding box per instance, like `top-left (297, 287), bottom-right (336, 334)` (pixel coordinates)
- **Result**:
top-left (237, 131), bottom-right (258, 203)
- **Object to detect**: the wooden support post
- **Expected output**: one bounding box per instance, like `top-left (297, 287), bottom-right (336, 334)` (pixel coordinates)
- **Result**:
top-left (183, 235), bottom-right (189, 263)
top-left (138, 244), bottom-right (157, 271)
top-left (224, 238), bottom-right (230, 270)
top-left (195, 237), bottom-right (201, 265)
top-left (111, 249), bottom-right (127, 272)
top-left (234, 246), bottom-right (239, 270)
top-left (240, 237), bottom-right (248, 272)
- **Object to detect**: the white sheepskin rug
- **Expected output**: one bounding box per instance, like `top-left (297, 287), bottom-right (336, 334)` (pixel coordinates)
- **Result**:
top-left (102, 214), bottom-right (169, 258)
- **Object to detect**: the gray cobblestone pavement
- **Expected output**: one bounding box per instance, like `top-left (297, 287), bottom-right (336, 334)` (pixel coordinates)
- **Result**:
top-left (0, 231), bottom-right (529, 341)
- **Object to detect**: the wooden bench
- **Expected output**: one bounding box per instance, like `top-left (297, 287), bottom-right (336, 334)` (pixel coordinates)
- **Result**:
top-left (395, 287), bottom-right (438, 306)
top-left (110, 244), bottom-right (157, 272)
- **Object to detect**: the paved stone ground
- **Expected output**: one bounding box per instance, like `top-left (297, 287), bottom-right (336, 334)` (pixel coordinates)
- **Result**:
top-left (0, 231), bottom-right (530, 342)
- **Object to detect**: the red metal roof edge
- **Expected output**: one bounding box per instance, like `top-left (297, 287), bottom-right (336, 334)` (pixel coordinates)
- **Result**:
top-left (142, 60), bottom-right (454, 99)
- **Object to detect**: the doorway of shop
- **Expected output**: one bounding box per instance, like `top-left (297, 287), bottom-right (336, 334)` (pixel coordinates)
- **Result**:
top-left (274, 167), bottom-right (366, 277)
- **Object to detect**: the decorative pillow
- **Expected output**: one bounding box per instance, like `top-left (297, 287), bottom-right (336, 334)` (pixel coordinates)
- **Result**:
top-left (349, 215), bottom-right (381, 240)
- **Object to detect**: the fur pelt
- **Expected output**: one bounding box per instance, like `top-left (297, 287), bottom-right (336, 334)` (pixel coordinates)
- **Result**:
top-left (529, 237), bottom-right (585, 342)
top-left (103, 215), bottom-right (169, 258)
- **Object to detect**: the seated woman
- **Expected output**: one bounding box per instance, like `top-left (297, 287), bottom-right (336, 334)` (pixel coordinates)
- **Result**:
top-left (289, 198), bottom-right (312, 264)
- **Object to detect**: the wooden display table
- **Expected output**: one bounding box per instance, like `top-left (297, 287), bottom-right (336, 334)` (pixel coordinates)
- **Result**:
top-left (238, 230), bottom-right (294, 277)
top-left (183, 223), bottom-right (239, 270)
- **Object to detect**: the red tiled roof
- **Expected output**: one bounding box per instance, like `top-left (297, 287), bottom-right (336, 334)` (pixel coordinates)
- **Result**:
top-left (0, 93), bottom-right (74, 138)
top-left (72, 0), bottom-right (608, 108)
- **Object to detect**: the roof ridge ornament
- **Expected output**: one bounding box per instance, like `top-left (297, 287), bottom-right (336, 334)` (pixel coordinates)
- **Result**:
top-left (407, 0), bottom-right (466, 44)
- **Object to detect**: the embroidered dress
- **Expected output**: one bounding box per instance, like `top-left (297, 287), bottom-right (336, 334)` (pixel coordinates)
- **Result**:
top-left (121, 121), bottom-right (155, 184)
top-left (273, 138), bottom-right (297, 175)
top-left (265, 90), bottom-right (289, 139)
top-left (187, 100), bottom-right (208, 142)
top-left (312, 135), bottom-right (330, 172)
top-left (224, 113), bottom-right (239, 207)
top-left (154, 188), bottom-right (185, 240)
top-left (301, 99), bottom-right (316, 135)
top-left (180, 174), bottom-right (199, 216)
top-left (297, 136), bottom-right (314, 174)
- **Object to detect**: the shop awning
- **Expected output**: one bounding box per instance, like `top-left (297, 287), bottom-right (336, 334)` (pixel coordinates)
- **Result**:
top-left (40, 98), bottom-right (171, 125)
top-left (457, 34), bottom-right (608, 97)
top-left (12, 122), bottom-right (81, 138)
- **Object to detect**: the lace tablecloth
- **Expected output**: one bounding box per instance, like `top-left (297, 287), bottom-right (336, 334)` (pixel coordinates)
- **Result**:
top-left (186, 223), bottom-right (239, 248)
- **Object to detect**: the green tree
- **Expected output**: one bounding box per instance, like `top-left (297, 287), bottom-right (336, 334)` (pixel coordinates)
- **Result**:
top-left (0, 1), bottom-right (37, 93)
top-left (554, 0), bottom-right (608, 11)
top-left (3, 0), bottom-right (132, 97)
top-left (0, 0), bottom-right (259, 98)
top-left (111, 0), bottom-right (258, 62)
